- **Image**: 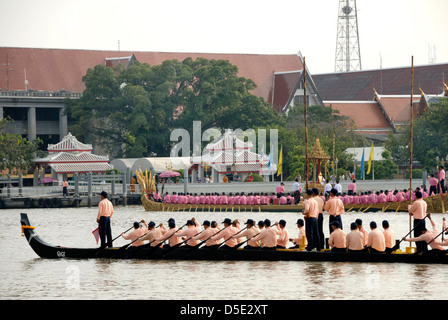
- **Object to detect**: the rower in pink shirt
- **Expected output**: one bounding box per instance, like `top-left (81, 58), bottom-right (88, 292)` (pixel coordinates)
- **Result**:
top-left (328, 221), bottom-right (346, 252)
top-left (220, 193), bottom-right (228, 205)
top-left (274, 220), bottom-right (289, 248)
top-left (164, 193), bottom-right (171, 203)
top-left (121, 221), bottom-right (147, 247)
top-left (290, 219), bottom-right (307, 248)
top-left (247, 194), bottom-right (254, 205)
top-left (366, 221), bottom-right (386, 253)
top-left (279, 195), bottom-right (287, 205)
top-left (232, 219), bottom-right (260, 248)
top-left (403, 214), bottom-right (444, 252)
top-left (228, 194), bottom-right (235, 205)
top-left (156, 219), bottom-right (181, 248)
top-left (239, 194), bottom-right (247, 205)
top-left (395, 191), bottom-right (404, 202)
top-left (210, 218), bottom-right (239, 248)
top-left (382, 220), bottom-right (396, 253)
top-left (140, 221), bottom-right (163, 247)
top-left (252, 219), bottom-right (277, 249)
top-left (346, 222), bottom-right (365, 252)
top-left (175, 220), bottom-right (201, 247)
top-left (192, 220), bottom-right (222, 247)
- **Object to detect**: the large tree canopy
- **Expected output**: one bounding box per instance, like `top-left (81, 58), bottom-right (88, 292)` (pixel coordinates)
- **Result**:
top-left (65, 58), bottom-right (283, 158)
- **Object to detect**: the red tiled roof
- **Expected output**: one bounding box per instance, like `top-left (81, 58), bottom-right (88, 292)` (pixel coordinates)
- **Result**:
top-left (0, 47), bottom-right (302, 104)
top-left (271, 71), bottom-right (302, 111)
top-left (325, 101), bottom-right (391, 132)
top-left (314, 63), bottom-right (448, 101)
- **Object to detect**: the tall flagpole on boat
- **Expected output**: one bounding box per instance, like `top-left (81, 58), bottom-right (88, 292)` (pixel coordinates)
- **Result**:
top-left (304, 56), bottom-right (309, 191)
top-left (409, 56), bottom-right (414, 247)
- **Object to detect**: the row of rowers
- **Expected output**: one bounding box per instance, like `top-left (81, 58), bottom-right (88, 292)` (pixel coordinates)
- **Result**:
top-left (156, 192), bottom-right (297, 205)
top-left (338, 187), bottom-right (431, 206)
top-left (121, 217), bottom-right (299, 250)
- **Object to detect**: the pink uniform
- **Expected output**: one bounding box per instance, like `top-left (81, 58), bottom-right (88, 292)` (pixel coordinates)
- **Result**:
top-left (303, 198), bottom-right (318, 218)
top-left (406, 219), bottom-right (444, 250)
top-left (329, 228), bottom-right (346, 249)
top-left (291, 226), bottom-right (307, 246)
top-left (97, 198), bottom-right (114, 221)
top-left (383, 228), bottom-right (396, 249)
top-left (175, 226), bottom-right (200, 247)
top-left (408, 198), bottom-right (427, 220)
top-left (122, 227), bottom-right (146, 247)
top-left (367, 229), bottom-right (386, 252)
top-left (193, 227), bottom-right (222, 246)
top-left (346, 230), bottom-right (364, 251)
top-left (233, 227), bottom-right (260, 247)
top-left (276, 185), bottom-right (285, 194)
top-left (275, 226), bottom-right (289, 248)
top-left (252, 227), bottom-right (277, 248)
top-left (210, 226), bottom-right (239, 247)
top-left (141, 227), bottom-right (163, 247)
top-left (156, 227), bottom-right (181, 247)
top-left (325, 197), bottom-right (345, 217)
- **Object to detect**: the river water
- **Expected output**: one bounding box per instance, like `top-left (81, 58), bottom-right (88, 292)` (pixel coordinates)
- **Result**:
top-left (1, 205), bottom-right (448, 301)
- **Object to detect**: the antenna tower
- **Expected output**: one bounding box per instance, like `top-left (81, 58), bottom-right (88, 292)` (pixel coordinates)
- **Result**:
top-left (335, 0), bottom-right (362, 72)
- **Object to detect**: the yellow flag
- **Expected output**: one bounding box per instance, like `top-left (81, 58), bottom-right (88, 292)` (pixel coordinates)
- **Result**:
top-left (367, 143), bottom-right (374, 174)
top-left (277, 146), bottom-right (283, 177)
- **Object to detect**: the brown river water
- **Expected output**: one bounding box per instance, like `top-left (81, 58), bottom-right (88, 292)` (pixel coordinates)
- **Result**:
top-left (1, 206), bottom-right (448, 300)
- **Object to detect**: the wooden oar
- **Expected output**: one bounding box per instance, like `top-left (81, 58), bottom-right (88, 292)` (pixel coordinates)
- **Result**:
top-left (111, 225), bottom-right (134, 243)
top-left (192, 226), bottom-right (227, 250)
top-left (231, 231), bottom-right (260, 250)
top-left (388, 215), bottom-right (428, 253)
top-left (162, 229), bottom-right (205, 255)
top-left (427, 226), bottom-right (448, 246)
top-left (215, 226), bottom-right (248, 249)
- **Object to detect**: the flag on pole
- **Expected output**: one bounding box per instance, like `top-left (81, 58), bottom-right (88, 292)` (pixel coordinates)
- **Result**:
top-left (367, 143), bottom-right (374, 175)
top-left (92, 228), bottom-right (100, 244)
top-left (360, 148), bottom-right (365, 179)
top-left (277, 146), bottom-right (283, 177)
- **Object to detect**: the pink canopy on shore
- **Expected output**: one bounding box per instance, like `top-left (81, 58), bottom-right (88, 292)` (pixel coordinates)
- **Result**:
top-left (158, 171), bottom-right (181, 178)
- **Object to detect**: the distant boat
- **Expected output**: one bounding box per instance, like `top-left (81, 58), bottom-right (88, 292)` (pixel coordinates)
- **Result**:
top-left (140, 193), bottom-right (448, 213)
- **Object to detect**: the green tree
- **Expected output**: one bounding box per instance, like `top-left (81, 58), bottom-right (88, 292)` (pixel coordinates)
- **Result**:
top-left (0, 118), bottom-right (41, 174)
top-left (65, 58), bottom-right (283, 158)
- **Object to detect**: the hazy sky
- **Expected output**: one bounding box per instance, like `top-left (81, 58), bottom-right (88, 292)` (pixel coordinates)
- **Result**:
top-left (1, 0), bottom-right (447, 74)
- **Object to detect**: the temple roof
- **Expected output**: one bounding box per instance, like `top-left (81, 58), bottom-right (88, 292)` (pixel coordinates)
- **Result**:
top-left (47, 132), bottom-right (92, 153)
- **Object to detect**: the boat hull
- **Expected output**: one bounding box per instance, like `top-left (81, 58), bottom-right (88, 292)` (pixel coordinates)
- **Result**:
top-left (20, 213), bottom-right (448, 264)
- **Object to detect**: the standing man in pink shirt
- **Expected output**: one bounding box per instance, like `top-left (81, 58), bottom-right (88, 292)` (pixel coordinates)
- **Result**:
top-left (408, 190), bottom-right (428, 254)
top-left (347, 180), bottom-right (356, 195)
top-left (303, 190), bottom-right (321, 251)
top-left (325, 188), bottom-right (345, 234)
top-left (276, 182), bottom-right (285, 198)
top-left (97, 191), bottom-right (114, 248)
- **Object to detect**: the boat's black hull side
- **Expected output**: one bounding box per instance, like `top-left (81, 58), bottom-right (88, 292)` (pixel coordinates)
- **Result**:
top-left (20, 213), bottom-right (448, 264)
